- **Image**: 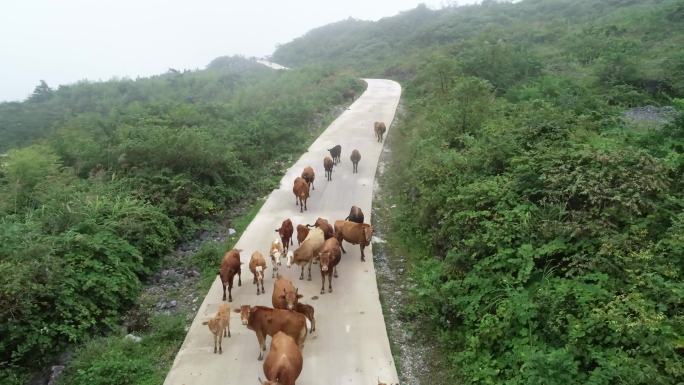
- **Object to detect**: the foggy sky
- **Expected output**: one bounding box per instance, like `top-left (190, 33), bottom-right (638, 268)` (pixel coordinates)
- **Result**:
top-left (0, 0), bottom-right (479, 102)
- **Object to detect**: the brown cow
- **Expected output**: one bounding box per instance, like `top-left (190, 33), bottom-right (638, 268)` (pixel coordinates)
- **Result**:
top-left (259, 331), bottom-right (303, 385)
top-left (219, 249), bottom-right (242, 302)
top-left (374, 121), bottom-right (387, 142)
top-left (301, 166), bottom-right (315, 191)
top-left (272, 276), bottom-right (302, 311)
top-left (350, 149), bottom-right (361, 173)
top-left (292, 177), bottom-right (309, 213)
top-left (296, 224), bottom-right (309, 245)
top-left (343, 89), bottom-right (356, 101)
top-left (249, 251), bottom-right (267, 295)
top-left (288, 227), bottom-right (324, 280)
top-left (334, 220), bottom-right (374, 261)
top-left (269, 238), bottom-right (284, 278)
top-left (323, 156), bottom-right (333, 181)
top-left (307, 217), bottom-right (333, 240)
top-left (237, 306), bottom-right (307, 360)
top-left (319, 237), bottom-right (341, 294)
top-left (294, 302), bottom-right (316, 333)
top-left (274, 219), bottom-right (293, 252)
top-left (202, 303), bottom-right (230, 354)
top-left (345, 205), bottom-right (364, 224)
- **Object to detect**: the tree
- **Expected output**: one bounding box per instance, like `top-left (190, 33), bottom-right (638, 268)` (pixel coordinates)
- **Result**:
top-left (28, 80), bottom-right (53, 102)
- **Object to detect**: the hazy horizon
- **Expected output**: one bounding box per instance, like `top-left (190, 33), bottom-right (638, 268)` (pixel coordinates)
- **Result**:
top-left (0, 0), bottom-right (480, 102)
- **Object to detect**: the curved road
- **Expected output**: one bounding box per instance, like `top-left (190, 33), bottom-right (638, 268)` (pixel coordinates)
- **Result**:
top-left (164, 79), bottom-right (402, 385)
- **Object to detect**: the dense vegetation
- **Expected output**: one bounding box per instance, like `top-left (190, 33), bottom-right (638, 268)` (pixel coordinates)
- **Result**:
top-left (0, 56), bottom-right (362, 383)
top-left (274, 0), bottom-right (684, 383)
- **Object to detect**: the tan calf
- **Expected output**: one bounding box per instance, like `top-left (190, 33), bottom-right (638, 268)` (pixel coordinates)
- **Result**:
top-left (202, 303), bottom-right (230, 354)
top-left (270, 238), bottom-right (284, 278)
top-left (249, 251), bottom-right (267, 295)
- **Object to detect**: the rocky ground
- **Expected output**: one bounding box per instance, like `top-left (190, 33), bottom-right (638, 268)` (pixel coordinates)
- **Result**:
top-left (622, 105), bottom-right (679, 126)
top-left (372, 103), bottom-right (440, 385)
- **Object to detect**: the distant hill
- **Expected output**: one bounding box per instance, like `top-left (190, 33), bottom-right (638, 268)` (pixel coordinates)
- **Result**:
top-left (274, 0), bottom-right (684, 98)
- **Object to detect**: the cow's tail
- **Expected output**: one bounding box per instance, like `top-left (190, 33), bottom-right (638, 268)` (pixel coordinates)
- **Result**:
top-left (304, 318), bottom-right (312, 334)
top-left (299, 322), bottom-right (308, 347)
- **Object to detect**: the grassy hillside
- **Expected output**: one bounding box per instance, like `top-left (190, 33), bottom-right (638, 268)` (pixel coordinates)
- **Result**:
top-left (275, 1), bottom-right (684, 384)
top-left (0, 56), bottom-right (363, 384)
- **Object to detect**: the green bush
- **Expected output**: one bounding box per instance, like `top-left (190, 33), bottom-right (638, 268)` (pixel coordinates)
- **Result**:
top-left (57, 314), bottom-right (185, 385)
top-left (0, 57), bottom-right (361, 379)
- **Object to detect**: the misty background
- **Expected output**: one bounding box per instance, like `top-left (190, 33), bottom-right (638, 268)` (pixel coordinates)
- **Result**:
top-left (0, 0), bottom-right (479, 102)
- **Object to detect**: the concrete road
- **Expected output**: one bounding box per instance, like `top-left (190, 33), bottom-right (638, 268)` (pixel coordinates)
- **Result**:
top-left (164, 79), bottom-right (402, 385)
top-left (256, 59), bottom-right (289, 70)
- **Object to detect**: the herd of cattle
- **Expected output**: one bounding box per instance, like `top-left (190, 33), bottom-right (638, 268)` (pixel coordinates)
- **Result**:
top-left (199, 121), bottom-right (394, 385)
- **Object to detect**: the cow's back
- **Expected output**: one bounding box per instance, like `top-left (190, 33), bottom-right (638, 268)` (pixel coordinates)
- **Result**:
top-left (220, 250), bottom-right (241, 277)
top-left (254, 307), bottom-right (307, 345)
top-left (272, 277), bottom-right (295, 309)
top-left (263, 332), bottom-right (303, 385)
top-left (303, 227), bottom-right (325, 253)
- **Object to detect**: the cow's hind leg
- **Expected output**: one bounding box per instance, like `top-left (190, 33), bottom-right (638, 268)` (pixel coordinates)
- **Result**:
top-left (334, 266), bottom-right (338, 278)
top-left (213, 334), bottom-right (218, 354)
top-left (299, 265), bottom-right (305, 280)
top-left (257, 332), bottom-right (266, 360)
top-left (329, 274), bottom-right (333, 293)
top-left (218, 333), bottom-right (223, 354)
top-left (307, 260), bottom-right (313, 281)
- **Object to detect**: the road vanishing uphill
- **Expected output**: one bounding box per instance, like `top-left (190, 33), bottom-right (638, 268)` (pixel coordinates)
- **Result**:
top-left (164, 79), bottom-right (402, 385)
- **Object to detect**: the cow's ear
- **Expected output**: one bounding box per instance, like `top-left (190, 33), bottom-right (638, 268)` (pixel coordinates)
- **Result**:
top-left (297, 294), bottom-right (304, 299)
